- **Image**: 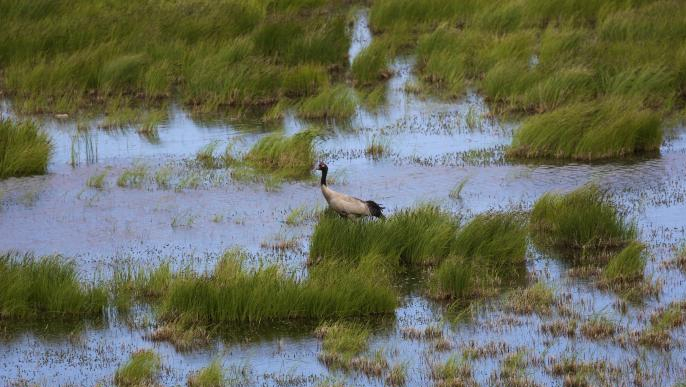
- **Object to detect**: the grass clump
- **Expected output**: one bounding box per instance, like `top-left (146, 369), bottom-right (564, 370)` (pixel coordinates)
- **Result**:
top-left (114, 349), bottom-right (161, 387)
top-left (352, 40), bottom-right (390, 87)
top-left (364, 136), bottom-right (390, 160)
top-left (310, 205), bottom-right (461, 268)
top-left (0, 118), bottom-right (52, 179)
top-left (530, 184), bottom-right (636, 262)
top-left (506, 281), bottom-right (555, 315)
top-left (158, 249), bottom-right (395, 326)
top-left (386, 363), bottom-right (407, 386)
top-left (196, 141), bottom-right (221, 169)
top-left (282, 65), bottom-right (329, 98)
top-left (1, 1), bottom-right (354, 113)
top-left (509, 99), bottom-right (662, 160)
top-left (430, 212), bottom-right (528, 301)
top-left (243, 129), bottom-right (317, 180)
top-left (311, 207), bottom-right (527, 302)
top-left (638, 301), bottom-right (686, 348)
top-left (603, 241), bottom-right (646, 284)
top-left (0, 253), bottom-right (107, 322)
top-left (298, 86), bottom-right (356, 119)
top-left (580, 316), bottom-right (617, 340)
top-left (117, 163), bottom-right (147, 188)
top-left (86, 170), bottom-right (108, 190)
top-left (188, 360), bottom-right (225, 387)
top-left (431, 355), bottom-right (476, 387)
top-left (315, 322), bottom-right (370, 369)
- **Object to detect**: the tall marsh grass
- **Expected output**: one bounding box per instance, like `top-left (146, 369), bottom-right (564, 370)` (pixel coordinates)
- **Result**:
top-left (0, 253), bottom-right (107, 321)
top-left (509, 99), bottom-right (662, 160)
top-left (0, 0), bottom-right (351, 113)
top-left (371, 0), bottom-right (685, 160)
top-left (114, 349), bottom-right (161, 387)
top-left (311, 206), bottom-right (527, 301)
top-left (243, 129), bottom-right (317, 179)
top-left (158, 250), bottom-right (396, 326)
top-left (530, 185), bottom-right (637, 262)
top-left (0, 118), bottom-right (52, 179)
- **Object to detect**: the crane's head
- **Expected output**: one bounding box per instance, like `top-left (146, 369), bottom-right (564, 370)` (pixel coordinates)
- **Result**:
top-left (315, 161), bottom-right (328, 171)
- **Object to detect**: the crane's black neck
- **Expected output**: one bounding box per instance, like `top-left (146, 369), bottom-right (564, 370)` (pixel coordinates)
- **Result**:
top-left (320, 167), bottom-right (328, 186)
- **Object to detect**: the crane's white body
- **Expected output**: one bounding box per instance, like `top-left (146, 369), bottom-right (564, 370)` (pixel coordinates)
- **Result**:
top-left (316, 162), bottom-right (384, 218)
top-left (321, 184), bottom-right (372, 218)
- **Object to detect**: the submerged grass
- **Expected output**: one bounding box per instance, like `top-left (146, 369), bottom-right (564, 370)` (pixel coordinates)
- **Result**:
top-left (530, 184), bottom-right (636, 263)
top-left (0, 118), bottom-right (52, 179)
top-left (114, 349), bottom-right (161, 387)
top-left (0, 253), bottom-right (107, 322)
top-left (157, 249), bottom-right (395, 326)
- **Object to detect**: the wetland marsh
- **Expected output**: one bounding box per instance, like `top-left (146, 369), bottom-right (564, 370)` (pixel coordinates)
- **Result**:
top-left (1, 1), bottom-right (686, 386)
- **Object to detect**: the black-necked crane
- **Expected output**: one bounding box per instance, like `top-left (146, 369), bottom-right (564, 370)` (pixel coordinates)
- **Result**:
top-left (315, 161), bottom-right (384, 218)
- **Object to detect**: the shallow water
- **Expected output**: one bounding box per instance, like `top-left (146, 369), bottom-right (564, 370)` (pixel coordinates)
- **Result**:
top-left (1, 11), bottom-right (686, 387)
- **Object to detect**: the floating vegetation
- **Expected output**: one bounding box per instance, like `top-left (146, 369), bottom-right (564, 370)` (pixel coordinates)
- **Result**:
top-left (0, 253), bottom-right (107, 322)
top-left (285, 205), bottom-right (322, 226)
top-left (147, 322), bottom-right (210, 352)
top-left (530, 185), bottom-right (636, 263)
top-left (114, 349), bottom-right (161, 387)
top-left (0, 118), bottom-right (52, 179)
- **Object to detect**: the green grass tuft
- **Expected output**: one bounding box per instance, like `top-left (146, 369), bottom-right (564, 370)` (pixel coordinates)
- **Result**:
top-left (86, 170), bottom-right (108, 190)
top-left (430, 212), bottom-right (527, 300)
top-left (310, 205), bottom-right (461, 268)
top-left (188, 360), bottom-right (226, 387)
top-left (0, 253), bottom-right (107, 322)
top-left (117, 163), bottom-right (147, 188)
top-left (0, 118), bottom-right (52, 179)
top-left (509, 99), bottom-right (662, 160)
top-left (530, 184), bottom-right (637, 262)
top-left (243, 129), bottom-right (317, 180)
top-left (352, 40), bottom-right (390, 87)
top-left (315, 322), bottom-right (370, 365)
top-left (158, 249), bottom-right (396, 326)
top-left (114, 349), bottom-right (161, 387)
top-left (298, 86), bottom-right (356, 119)
top-left (603, 241), bottom-right (646, 284)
